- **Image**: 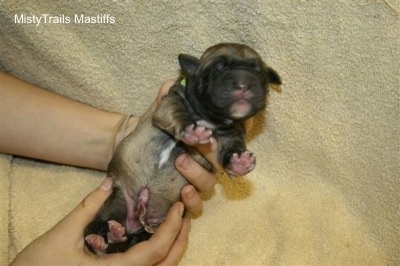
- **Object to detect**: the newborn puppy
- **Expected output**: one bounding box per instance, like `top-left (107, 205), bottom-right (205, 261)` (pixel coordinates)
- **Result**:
top-left (85, 43), bottom-right (281, 254)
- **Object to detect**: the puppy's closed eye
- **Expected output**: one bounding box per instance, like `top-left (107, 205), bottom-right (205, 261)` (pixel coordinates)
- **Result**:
top-left (214, 62), bottom-right (226, 72)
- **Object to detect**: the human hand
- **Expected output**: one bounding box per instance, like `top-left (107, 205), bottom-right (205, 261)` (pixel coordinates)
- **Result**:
top-left (11, 178), bottom-right (190, 266)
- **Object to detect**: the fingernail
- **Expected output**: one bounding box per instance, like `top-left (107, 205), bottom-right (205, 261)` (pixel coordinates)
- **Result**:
top-left (177, 154), bottom-right (192, 170)
top-left (100, 177), bottom-right (113, 191)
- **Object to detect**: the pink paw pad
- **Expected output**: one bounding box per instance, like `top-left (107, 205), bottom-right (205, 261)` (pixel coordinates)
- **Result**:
top-left (107, 220), bottom-right (127, 243)
top-left (85, 234), bottom-right (108, 255)
top-left (182, 124), bottom-right (212, 145)
top-left (228, 151), bottom-right (256, 176)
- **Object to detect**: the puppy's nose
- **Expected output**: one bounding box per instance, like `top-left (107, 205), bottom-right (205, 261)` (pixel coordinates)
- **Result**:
top-left (237, 81), bottom-right (250, 90)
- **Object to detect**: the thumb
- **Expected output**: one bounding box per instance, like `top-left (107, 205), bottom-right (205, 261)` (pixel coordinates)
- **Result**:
top-left (55, 177), bottom-right (113, 235)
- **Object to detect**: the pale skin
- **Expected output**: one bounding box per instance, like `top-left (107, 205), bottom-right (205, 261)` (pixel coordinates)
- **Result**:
top-left (0, 72), bottom-right (217, 265)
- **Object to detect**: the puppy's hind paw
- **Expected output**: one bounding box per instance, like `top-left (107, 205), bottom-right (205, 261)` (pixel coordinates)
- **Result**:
top-left (226, 151), bottom-right (256, 177)
top-left (85, 234), bottom-right (108, 255)
top-left (107, 220), bottom-right (128, 243)
top-left (182, 124), bottom-right (212, 145)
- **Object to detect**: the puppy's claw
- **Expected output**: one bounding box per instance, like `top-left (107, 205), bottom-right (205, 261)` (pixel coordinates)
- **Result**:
top-left (182, 124), bottom-right (212, 145)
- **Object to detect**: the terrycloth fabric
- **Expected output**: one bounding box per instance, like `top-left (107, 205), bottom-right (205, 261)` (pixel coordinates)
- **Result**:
top-left (1, 1), bottom-right (399, 265)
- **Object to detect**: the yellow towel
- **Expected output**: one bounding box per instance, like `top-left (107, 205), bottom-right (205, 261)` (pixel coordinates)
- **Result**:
top-left (1, 1), bottom-right (399, 265)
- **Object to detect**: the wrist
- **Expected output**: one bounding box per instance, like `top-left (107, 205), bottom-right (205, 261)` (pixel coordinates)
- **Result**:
top-left (109, 115), bottom-right (138, 159)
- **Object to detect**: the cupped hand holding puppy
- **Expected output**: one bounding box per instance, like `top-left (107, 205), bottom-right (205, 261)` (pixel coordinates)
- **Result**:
top-left (11, 176), bottom-right (196, 266)
top-left (11, 154), bottom-right (214, 266)
top-left (9, 143), bottom-right (214, 266)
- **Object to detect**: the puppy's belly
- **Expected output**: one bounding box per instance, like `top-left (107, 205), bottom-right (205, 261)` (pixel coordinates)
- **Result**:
top-left (137, 137), bottom-right (186, 232)
top-left (112, 120), bottom-right (187, 233)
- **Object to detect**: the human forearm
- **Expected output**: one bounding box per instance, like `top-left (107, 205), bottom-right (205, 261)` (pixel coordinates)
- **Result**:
top-left (0, 72), bottom-right (137, 170)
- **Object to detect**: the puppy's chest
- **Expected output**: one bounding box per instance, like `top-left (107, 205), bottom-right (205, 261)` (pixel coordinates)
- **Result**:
top-left (157, 138), bottom-right (178, 169)
top-left (151, 128), bottom-right (186, 170)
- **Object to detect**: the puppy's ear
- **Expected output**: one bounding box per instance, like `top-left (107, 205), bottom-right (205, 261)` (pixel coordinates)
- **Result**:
top-left (266, 67), bottom-right (282, 85)
top-left (179, 54), bottom-right (200, 76)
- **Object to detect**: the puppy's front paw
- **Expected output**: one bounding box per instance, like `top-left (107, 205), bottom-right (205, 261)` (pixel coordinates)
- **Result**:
top-left (226, 151), bottom-right (256, 177)
top-left (182, 124), bottom-right (212, 145)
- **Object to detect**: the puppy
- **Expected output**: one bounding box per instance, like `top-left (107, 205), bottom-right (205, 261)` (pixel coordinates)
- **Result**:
top-left (84, 43), bottom-right (281, 254)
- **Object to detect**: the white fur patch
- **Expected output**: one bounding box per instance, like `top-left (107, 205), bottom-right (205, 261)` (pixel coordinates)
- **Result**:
top-left (158, 140), bottom-right (177, 169)
top-left (196, 119), bottom-right (216, 130)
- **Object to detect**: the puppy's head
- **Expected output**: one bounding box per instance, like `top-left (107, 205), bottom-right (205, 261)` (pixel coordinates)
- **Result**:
top-left (179, 43), bottom-right (281, 124)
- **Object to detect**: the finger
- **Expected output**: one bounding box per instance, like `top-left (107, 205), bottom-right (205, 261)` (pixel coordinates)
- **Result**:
top-left (122, 202), bottom-right (185, 265)
top-left (55, 177), bottom-right (113, 236)
top-left (181, 185), bottom-right (203, 216)
top-left (155, 218), bottom-right (191, 266)
top-left (157, 80), bottom-right (176, 103)
top-left (175, 154), bottom-right (216, 192)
